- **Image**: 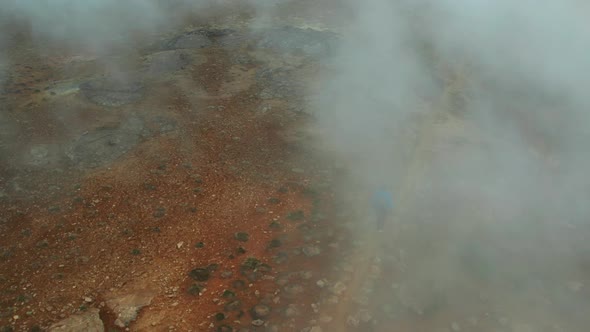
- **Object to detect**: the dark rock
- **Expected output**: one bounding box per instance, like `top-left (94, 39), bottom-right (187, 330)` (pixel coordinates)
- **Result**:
top-left (153, 207), bottom-right (166, 218)
top-left (188, 283), bottom-right (203, 296)
top-left (234, 232), bottom-right (250, 242)
top-left (222, 290), bottom-right (236, 298)
top-left (232, 280), bottom-right (246, 290)
top-left (286, 210), bottom-right (305, 221)
top-left (215, 312), bottom-right (226, 321)
top-left (268, 239), bottom-right (282, 249)
top-left (189, 268), bottom-right (211, 282)
top-left (269, 221), bottom-right (281, 230)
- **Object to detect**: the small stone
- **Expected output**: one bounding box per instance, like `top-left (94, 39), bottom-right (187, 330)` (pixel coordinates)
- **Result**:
top-left (316, 280), bottom-right (326, 288)
top-left (84, 297), bottom-right (93, 303)
top-left (225, 300), bottom-right (242, 312)
top-left (302, 245), bottom-right (321, 257)
top-left (319, 315), bottom-right (332, 323)
top-left (346, 315), bottom-right (359, 327)
top-left (252, 319), bottom-right (264, 326)
top-left (177, 242), bottom-right (184, 249)
top-left (251, 304), bottom-right (271, 319)
top-left (330, 282), bottom-right (347, 295)
top-left (285, 305), bottom-right (299, 318)
top-left (284, 284), bottom-right (304, 296)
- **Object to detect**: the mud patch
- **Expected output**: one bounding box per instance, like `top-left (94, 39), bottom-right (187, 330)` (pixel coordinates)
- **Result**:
top-left (65, 117), bottom-right (145, 169)
top-left (143, 50), bottom-right (193, 76)
top-left (79, 77), bottom-right (144, 107)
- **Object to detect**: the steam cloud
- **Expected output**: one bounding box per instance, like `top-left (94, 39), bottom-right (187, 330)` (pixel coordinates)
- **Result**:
top-left (313, 0), bottom-right (590, 329)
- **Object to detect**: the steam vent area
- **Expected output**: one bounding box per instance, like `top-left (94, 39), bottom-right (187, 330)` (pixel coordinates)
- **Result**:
top-left (1, 1), bottom-right (590, 332)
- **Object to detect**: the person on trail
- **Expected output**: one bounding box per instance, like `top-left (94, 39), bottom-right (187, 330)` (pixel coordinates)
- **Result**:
top-left (371, 187), bottom-right (394, 232)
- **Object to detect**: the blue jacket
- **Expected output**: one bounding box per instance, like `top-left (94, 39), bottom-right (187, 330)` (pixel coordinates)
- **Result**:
top-left (372, 190), bottom-right (394, 210)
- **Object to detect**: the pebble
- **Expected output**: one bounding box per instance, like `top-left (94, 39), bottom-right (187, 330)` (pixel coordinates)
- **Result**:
top-left (176, 242), bottom-right (184, 249)
top-left (316, 280), bottom-right (326, 288)
top-left (251, 304), bottom-right (271, 318)
top-left (252, 319), bottom-right (264, 326)
top-left (330, 282), bottom-right (347, 295)
top-left (302, 245), bottom-right (321, 257)
top-left (285, 305), bottom-right (299, 318)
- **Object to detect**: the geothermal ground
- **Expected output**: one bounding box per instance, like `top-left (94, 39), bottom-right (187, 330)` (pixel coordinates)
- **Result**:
top-left (0, 3), bottom-right (589, 332)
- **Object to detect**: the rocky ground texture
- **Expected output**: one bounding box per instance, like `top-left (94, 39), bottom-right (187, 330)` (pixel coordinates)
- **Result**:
top-left (0, 2), bottom-right (588, 332)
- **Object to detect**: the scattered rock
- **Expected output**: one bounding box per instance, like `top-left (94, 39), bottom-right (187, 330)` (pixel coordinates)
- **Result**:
top-left (234, 232), bottom-right (250, 242)
top-left (225, 300), bottom-right (242, 312)
top-left (106, 291), bottom-right (155, 328)
top-left (302, 245), bottom-right (321, 257)
top-left (251, 304), bottom-right (271, 319)
top-left (283, 284), bottom-right (304, 297)
top-left (251, 319), bottom-right (264, 327)
top-left (330, 282), bottom-right (347, 295)
top-left (286, 210), bottom-right (305, 221)
top-left (189, 268), bottom-right (211, 282)
top-left (284, 305), bottom-right (299, 318)
top-left (47, 308), bottom-right (104, 332)
top-left (268, 239), bottom-right (282, 248)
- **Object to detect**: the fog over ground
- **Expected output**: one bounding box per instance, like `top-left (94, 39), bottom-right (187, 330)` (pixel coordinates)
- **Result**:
top-left (1, 0), bottom-right (589, 331)
top-left (312, 0), bottom-right (590, 329)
